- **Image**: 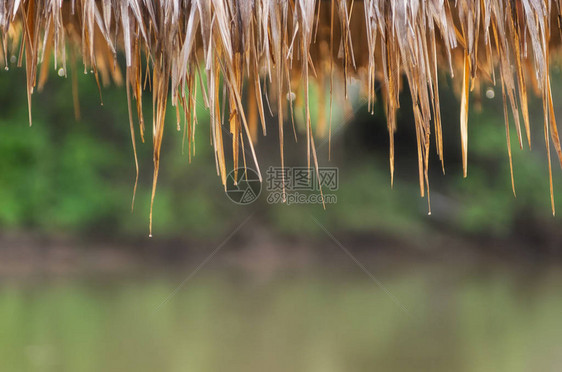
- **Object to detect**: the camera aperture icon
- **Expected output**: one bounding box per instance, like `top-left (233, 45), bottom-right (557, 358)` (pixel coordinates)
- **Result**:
top-left (225, 168), bottom-right (261, 205)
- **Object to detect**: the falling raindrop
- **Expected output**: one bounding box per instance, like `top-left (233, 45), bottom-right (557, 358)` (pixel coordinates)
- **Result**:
top-left (58, 68), bottom-right (65, 77)
top-left (9, 55), bottom-right (16, 64)
top-left (286, 91), bottom-right (296, 102)
top-left (485, 88), bottom-right (495, 99)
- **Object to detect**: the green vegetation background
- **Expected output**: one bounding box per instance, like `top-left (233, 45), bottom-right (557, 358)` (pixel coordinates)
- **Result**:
top-left (1, 65), bottom-right (561, 243)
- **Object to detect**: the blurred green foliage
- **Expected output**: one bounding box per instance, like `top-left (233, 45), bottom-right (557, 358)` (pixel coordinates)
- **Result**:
top-left (0, 64), bottom-right (561, 240)
top-left (0, 66), bottom-right (230, 238)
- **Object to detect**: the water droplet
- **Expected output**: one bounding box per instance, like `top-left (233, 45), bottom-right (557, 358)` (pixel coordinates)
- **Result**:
top-left (57, 68), bottom-right (65, 77)
top-left (485, 88), bottom-right (495, 99)
top-left (10, 55), bottom-right (16, 64)
top-left (286, 91), bottom-right (296, 102)
top-left (4, 66), bottom-right (8, 71)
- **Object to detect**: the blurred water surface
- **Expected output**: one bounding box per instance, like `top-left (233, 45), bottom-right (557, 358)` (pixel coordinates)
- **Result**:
top-left (1, 263), bottom-right (561, 372)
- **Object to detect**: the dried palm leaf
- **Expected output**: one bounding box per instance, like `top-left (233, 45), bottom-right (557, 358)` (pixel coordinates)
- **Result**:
top-left (2, 0), bottom-right (562, 233)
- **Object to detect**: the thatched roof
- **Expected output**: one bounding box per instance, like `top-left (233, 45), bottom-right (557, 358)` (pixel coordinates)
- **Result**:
top-left (2, 0), bottom-right (562, 232)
